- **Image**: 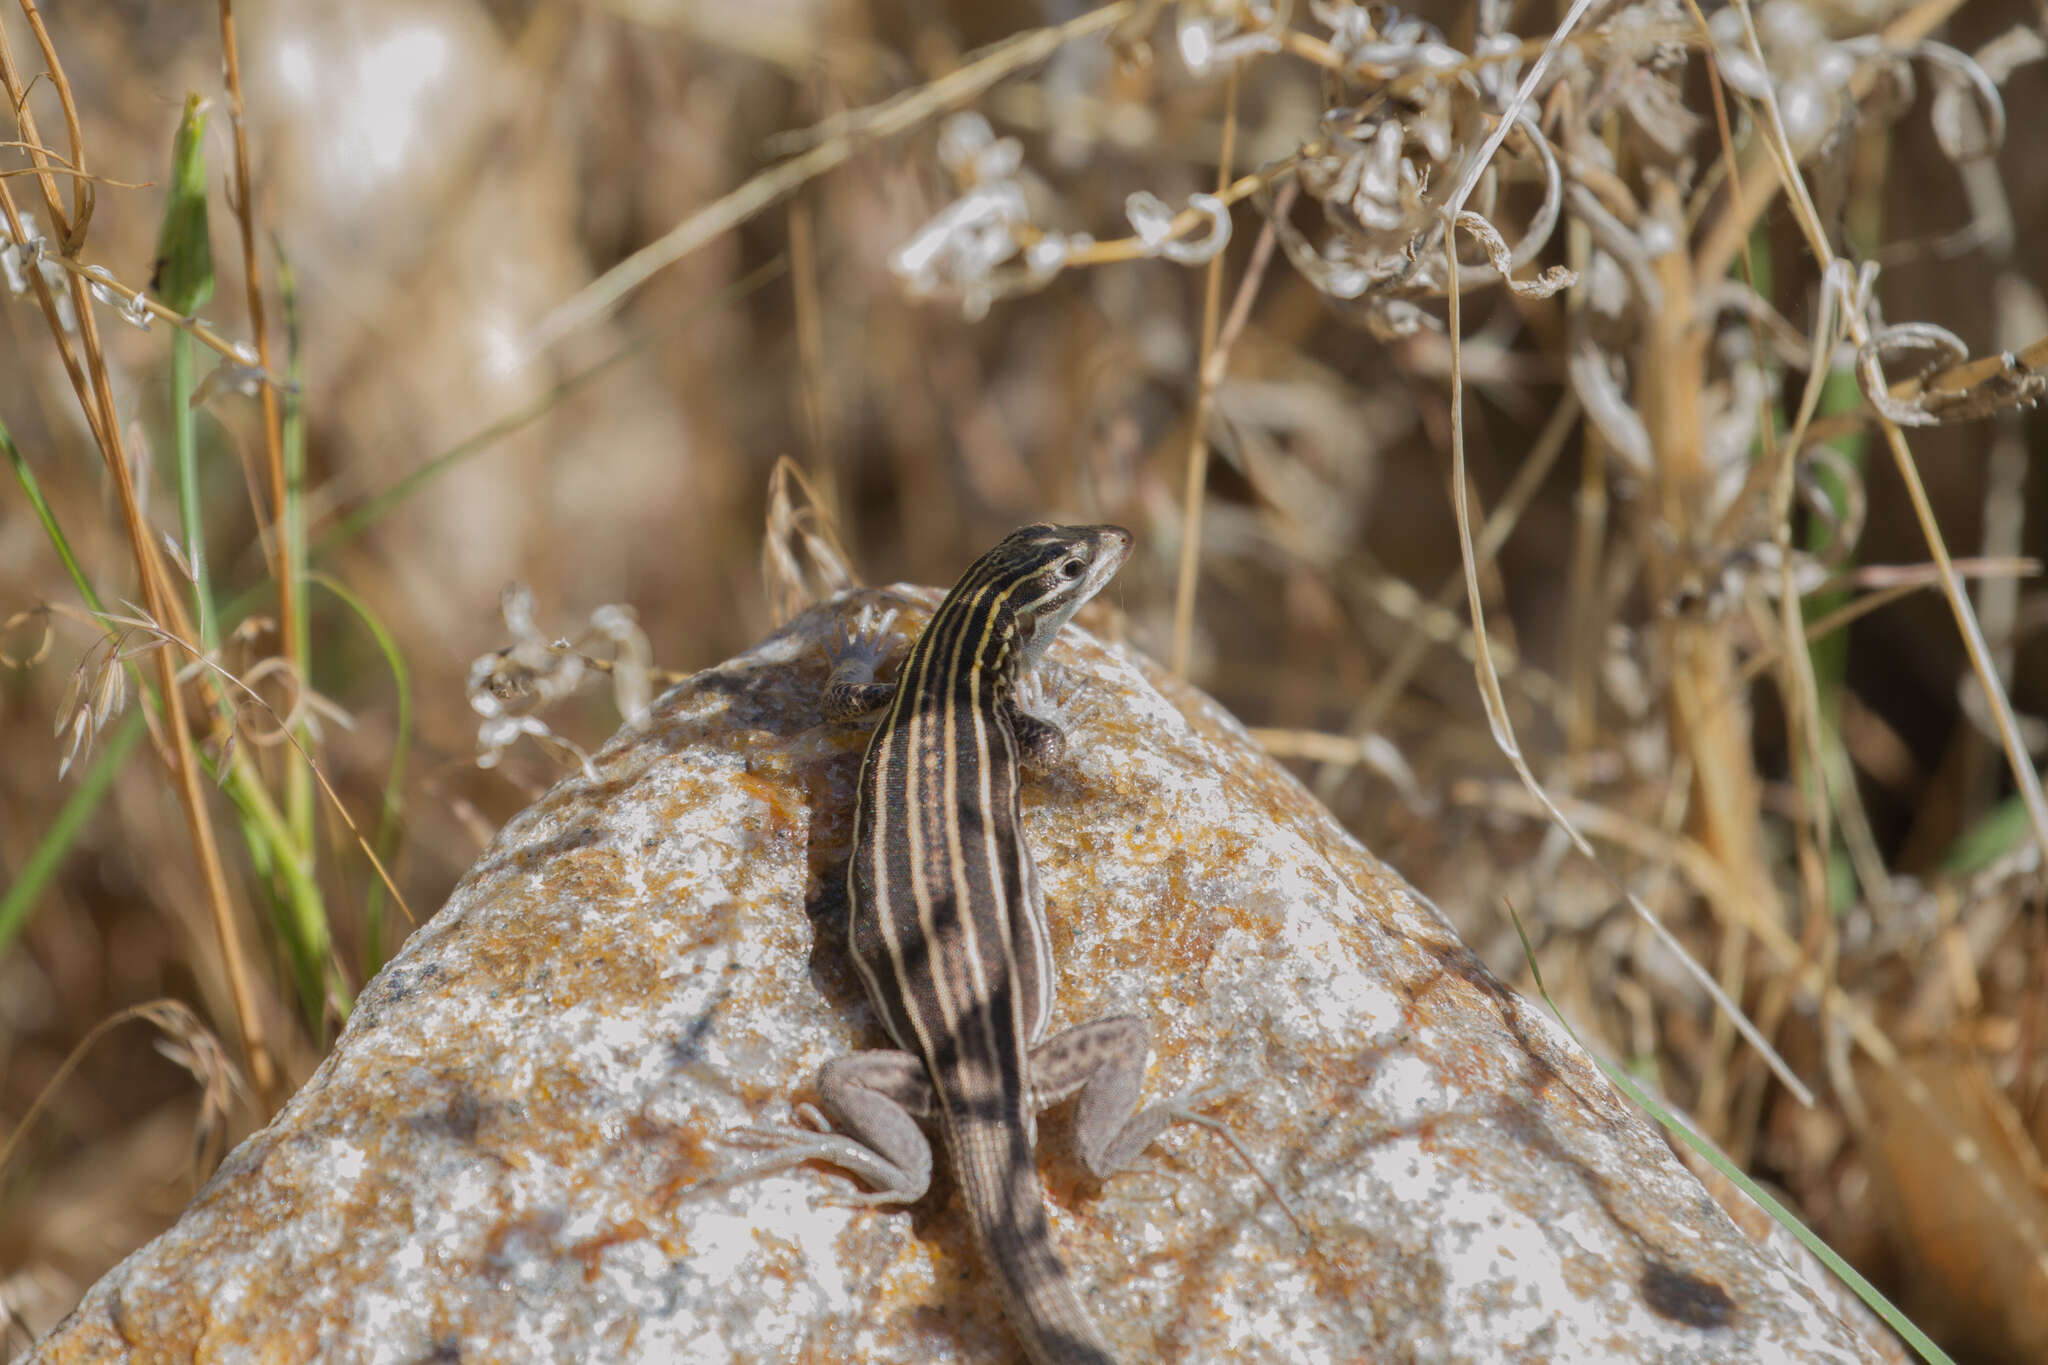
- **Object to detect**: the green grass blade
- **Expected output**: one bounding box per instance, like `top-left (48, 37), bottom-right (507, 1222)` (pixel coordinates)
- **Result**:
top-left (151, 94), bottom-right (215, 315)
top-left (278, 243), bottom-right (314, 851)
top-left (4, 419), bottom-right (104, 616)
top-left (157, 95), bottom-right (220, 649)
top-left (307, 571), bottom-right (412, 972)
top-left (1940, 794), bottom-right (2029, 875)
top-left (0, 712), bottom-right (146, 958)
top-left (170, 330), bottom-right (218, 650)
top-left (221, 759), bottom-right (335, 1024)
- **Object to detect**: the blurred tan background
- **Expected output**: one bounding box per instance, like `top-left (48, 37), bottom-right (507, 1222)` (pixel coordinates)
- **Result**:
top-left (4, 1), bottom-right (2047, 1359)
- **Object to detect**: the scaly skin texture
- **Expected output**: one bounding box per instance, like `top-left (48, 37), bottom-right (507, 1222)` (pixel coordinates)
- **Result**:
top-left (758, 525), bottom-right (1190, 1364)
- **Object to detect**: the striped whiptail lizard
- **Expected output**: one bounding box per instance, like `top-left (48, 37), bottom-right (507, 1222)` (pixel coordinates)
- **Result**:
top-left (740, 524), bottom-right (1201, 1364)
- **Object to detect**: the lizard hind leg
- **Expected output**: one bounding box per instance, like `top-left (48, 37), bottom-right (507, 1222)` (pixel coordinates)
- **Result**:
top-left (727, 1048), bottom-right (938, 1207)
top-left (1028, 1015), bottom-right (1180, 1179)
top-left (1029, 1016), bottom-right (1308, 1234)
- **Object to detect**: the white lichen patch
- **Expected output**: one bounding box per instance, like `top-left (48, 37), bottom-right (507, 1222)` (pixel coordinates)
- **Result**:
top-left (1433, 1190), bottom-right (1596, 1354)
top-left (325, 1138), bottom-right (368, 1187)
top-left (1366, 1052), bottom-right (1458, 1129)
top-left (1361, 1134), bottom-right (1452, 1214)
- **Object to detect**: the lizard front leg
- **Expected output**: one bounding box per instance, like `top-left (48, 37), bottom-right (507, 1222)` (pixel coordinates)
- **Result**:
top-left (730, 1049), bottom-right (938, 1206)
top-left (1005, 668), bottom-right (1098, 771)
top-left (822, 603), bottom-right (901, 724)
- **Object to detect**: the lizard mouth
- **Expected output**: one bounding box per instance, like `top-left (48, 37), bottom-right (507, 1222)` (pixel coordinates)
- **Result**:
top-left (1076, 524), bottom-right (1133, 600)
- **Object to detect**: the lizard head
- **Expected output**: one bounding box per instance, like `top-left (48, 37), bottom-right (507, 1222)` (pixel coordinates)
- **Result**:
top-left (985, 522), bottom-right (1133, 671)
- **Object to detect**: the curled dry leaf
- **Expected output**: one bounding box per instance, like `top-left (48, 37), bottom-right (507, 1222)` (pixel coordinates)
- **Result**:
top-left (1856, 320), bottom-right (1972, 427)
top-left (1127, 189), bottom-right (1234, 265)
top-left (1, 605), bottom-right (53, 669)
top-left (468, 583), bottom-right (656, 780)
top-left (476, 713), bottom-right (598, 784)
top-left (1892, 342), bottom-right (2048, 425)
top-left (588, 604), bottom-right (653, 721)
top-left (1450, 210), bottom-right (1575, 298)
top-left (1176, 0), bottom-right (1288, 74)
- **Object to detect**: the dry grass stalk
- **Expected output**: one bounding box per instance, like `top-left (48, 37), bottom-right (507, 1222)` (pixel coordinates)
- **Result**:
top-left (1170, 64), bottom-right (1240, 677)
top-left (0, 3), bottom-right (275, 1094)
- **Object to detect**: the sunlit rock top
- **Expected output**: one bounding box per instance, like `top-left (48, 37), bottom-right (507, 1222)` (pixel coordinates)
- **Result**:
top-left (30, 590), bottom-right (1904, 1364)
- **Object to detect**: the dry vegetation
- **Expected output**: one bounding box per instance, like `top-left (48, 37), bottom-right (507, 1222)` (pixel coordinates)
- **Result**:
top-left (2, 0), bottom-right (2046, 1359)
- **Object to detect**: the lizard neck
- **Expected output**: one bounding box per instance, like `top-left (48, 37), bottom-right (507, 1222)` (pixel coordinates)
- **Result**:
top-left (896, 573), bottom-right (1023, 717)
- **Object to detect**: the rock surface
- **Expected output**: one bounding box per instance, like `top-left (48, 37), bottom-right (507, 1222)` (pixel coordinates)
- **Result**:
top-left (29, 589), bottom-right (1905, 1364)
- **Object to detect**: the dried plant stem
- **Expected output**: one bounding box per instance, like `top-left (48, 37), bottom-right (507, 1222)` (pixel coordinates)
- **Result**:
top-left (1865, 385), bottom-right (2048, 858)
top-left (1694, 0), bottom-right (1972, 281)
top-left (1279, 22), bottom-right (1698, 100)
top-left (1064, 160), bottom-right (1295, 268)
top-left (217, 0), bottom-right (299, 678)
top-left (223, 0), bottom-right (319, 912)
top-left (83, 296), bottom-right (274, 1093)
top-left (1350, 393), bottom-right (1581, 741)
top-left (0, 97), bottom-right (101, 454)
top-left (0, 15), bottom-right (275, 1093)
top-left (1724, 0), bottom-right (2048, 869)
top-left (1643, 172), bottom-right (1783, 949)
top-left (1444, 222), bottom-right (1811, 1106)
top-left (1459, 779), bottom-right (1912, 1066)
top-left (1761, 269), bottom-right (1855, 1093)
top-left (1171, 63), bottom-right (1238, 677)
top-left (1443, 0), bottom-right (1599, 218)
top-left (29, 251), bottom-right (289, 378)
top-left (18, 4), bottom-right (87, 241)
top-left (528, 1), bottom-right (1137, 354)
top-left (789, 197), bottom-right (834, 508)
top-left (1565, 436), bottom-right (1609, 757)
top-left (0, 1), bottom-right (81, 245)
top-left (66, 602), bottom-right (416, 951)
top-left (1900, 331), bottom-right (2048, 412)
top-left (0, 1002), bottom-right (220, 1179)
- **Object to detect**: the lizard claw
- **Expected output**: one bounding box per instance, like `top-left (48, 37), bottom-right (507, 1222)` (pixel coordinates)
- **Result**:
top-left (1012, 670), bottom-right (1049, 719)
top-left (828, 604), bottom-right (900, 672)
top-left (1016, 666), bottom-right (1100, 736)
top-left (1150, 1087), bottom-right (1310, 1240)
top-left (1160, 1084), bottom-right (1227, 1121)
top-left (722, 1107), bottom-right (912, 1210)
top-left (823, 604), bottom-right (903, 724)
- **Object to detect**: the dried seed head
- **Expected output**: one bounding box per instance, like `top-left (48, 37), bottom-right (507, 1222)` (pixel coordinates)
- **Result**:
top-left (161, 530), bottom-right (199, 585)
top-left (58, 704), bottom-right (93, 781)
top-left (761, 457), bottom-right (857, 626)
top-left (90, 649), bottom-right (128, 733)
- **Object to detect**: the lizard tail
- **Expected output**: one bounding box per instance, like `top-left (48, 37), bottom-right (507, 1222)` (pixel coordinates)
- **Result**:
top-left (947, 1115), bottom-right (1120, 1365)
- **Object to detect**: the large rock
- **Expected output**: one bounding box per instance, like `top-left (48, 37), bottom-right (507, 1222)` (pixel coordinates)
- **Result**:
top-left (29, 589), bottom-right (1904, 1363)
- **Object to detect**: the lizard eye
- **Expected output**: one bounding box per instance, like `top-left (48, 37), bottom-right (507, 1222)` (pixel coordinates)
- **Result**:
top-left (1059, 557), bottom-right (1086, 580)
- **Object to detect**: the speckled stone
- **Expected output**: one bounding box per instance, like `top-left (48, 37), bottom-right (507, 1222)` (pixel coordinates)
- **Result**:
top-left (29, 589), bottom-right (1905, 1364)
